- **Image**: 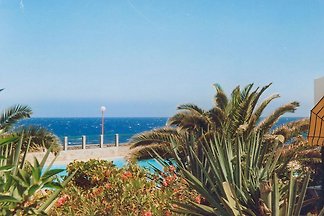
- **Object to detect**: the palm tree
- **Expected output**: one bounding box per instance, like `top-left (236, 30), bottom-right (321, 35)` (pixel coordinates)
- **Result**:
top-left (130, 83), bottom-right (309, 160)
top-left (168, 83), bottom-right (303, 139)
top-left (14, 125), bottom-right (62, 153)
top-left (0, 91), bottom-right (32, 133)
top-left (0, 89), bottom-right (61, 152)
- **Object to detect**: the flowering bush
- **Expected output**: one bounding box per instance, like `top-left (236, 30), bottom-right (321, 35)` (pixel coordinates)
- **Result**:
top-left (50, 160), bottom-right (198, 215)
top-left (65, 159), bottom-right (116, 189)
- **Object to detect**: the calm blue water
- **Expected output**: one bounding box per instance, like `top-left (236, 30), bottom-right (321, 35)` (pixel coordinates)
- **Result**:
top-left (16, 117), bottom-right (304, 145)
top-left (49, 158), bottom-right (163, 176)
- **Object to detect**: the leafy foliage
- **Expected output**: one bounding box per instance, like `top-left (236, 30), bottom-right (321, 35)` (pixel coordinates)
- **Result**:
top-left (156, 132), bottom-right (314, 216)
top-left (130, 83), bottom-right (306, 158)
top-left (14, 125), bottom-right (62, 153)
top-left (0, 89), bottom-right (60, 153)
top-left (66, 159), bottom-right (116, 189)
top-left (0, 89), bottom-right (70, 215)
top-left (51, 159), bottom-right (198, 216)
top-left (130, 83), bottom-right (319, 183)
top-left (0, 105), bottom-right (32, 132)
top-left (0, 135), bottom-right (73, 215)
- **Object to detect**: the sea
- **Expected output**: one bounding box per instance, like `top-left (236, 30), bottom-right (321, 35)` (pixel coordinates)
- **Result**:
top-left (16, 117), bottom-right (304, 146)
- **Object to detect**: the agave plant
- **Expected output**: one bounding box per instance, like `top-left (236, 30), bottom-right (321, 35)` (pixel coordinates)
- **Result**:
top-left (154, 132), bottom-right (315, 216)
top-left (0, 135), bottom-right (74, 215)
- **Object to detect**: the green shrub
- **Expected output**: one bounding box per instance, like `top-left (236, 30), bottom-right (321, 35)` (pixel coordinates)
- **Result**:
top-left (66, 159), bottom-right (115, 189)
top-left (51, 159), bottom-right (198, 216)
top-left (0, 136), bottom-right (73, 215)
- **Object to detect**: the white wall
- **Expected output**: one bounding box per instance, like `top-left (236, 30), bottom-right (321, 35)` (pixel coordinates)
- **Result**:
top-left (315, 76), bottom-right (324, 104)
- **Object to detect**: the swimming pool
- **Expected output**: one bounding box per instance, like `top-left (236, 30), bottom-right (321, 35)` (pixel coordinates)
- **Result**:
top-left (49, 158), bottom-right (164, 176)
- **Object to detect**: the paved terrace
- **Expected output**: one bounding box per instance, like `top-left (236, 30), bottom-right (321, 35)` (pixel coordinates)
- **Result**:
top-left (26, 144), bottom-right (132, 166)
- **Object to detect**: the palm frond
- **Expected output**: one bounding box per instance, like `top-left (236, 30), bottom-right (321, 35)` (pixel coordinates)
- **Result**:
top-left (248, 83), bottom-right (272, 111)
top-left (207, 107), bottom-right (225, 129)
top-left (245, 93), bottom-right (280, 135)
top-left (256, 101), bottom-right (299, 133)
top-left (230, 85), bottom-right (241, 108)
top-left (213, 83), bottom-right (228, 110)
top-left (224, 84), bottom-right (256, 136)
top-left (168, 107), bottom-right (210, 132)
top-left (252, 94), bottom-right (280, 123)
top-left (177, 104), bottom-right (205, 114)
top-left (178, 115), bottom-right (210, 132)
top-left (130, 143), bottom-right (172, 160)
top-left (271, 118), bottom-right (309, 141)
top-left (0, 105), bottom-right (32, 131)
top-left (244, 87), bottom-right (260, 121)
top-left (14, 125), bottom-right (61, 153)
top-left (240, 83), bottom-right (254, 100)
top-left (129, 127), bottom-right (179, 148)
top-left (168, 112), bottom-right (191, 126)
top-left (245, 83), bottom-right (272, 122)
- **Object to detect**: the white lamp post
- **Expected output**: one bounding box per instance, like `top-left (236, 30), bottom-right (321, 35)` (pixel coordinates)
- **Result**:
top-left (100, 106), bottom-right (106, 137)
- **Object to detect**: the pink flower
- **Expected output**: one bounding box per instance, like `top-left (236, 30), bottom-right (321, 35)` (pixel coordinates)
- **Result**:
top-left (165, 210), bottom-right (172, 216)
top-left (105, 183), bottom-right (111, 189)
top-left (121, 171), bottom-right (133, 180)
top-left (195, 195), bottom-right (201, 204)
top-left (92, 187), bottom-right (104, 196)
top-left (143, 210), bottom-right (152, 216)
top-left (55, 194), bottom-right (69, 207)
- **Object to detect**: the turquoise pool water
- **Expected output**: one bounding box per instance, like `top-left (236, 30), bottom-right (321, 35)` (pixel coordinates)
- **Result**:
top-left (49, 158), bottom-right (164, 176)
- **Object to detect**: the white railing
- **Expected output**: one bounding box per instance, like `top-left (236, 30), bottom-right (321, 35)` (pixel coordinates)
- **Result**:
top-left (63, 134), bottom-right (120, 151)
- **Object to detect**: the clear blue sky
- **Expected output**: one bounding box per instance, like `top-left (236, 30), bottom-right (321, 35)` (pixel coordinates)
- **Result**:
top-left (0, 0), bottom-right (323, 117)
